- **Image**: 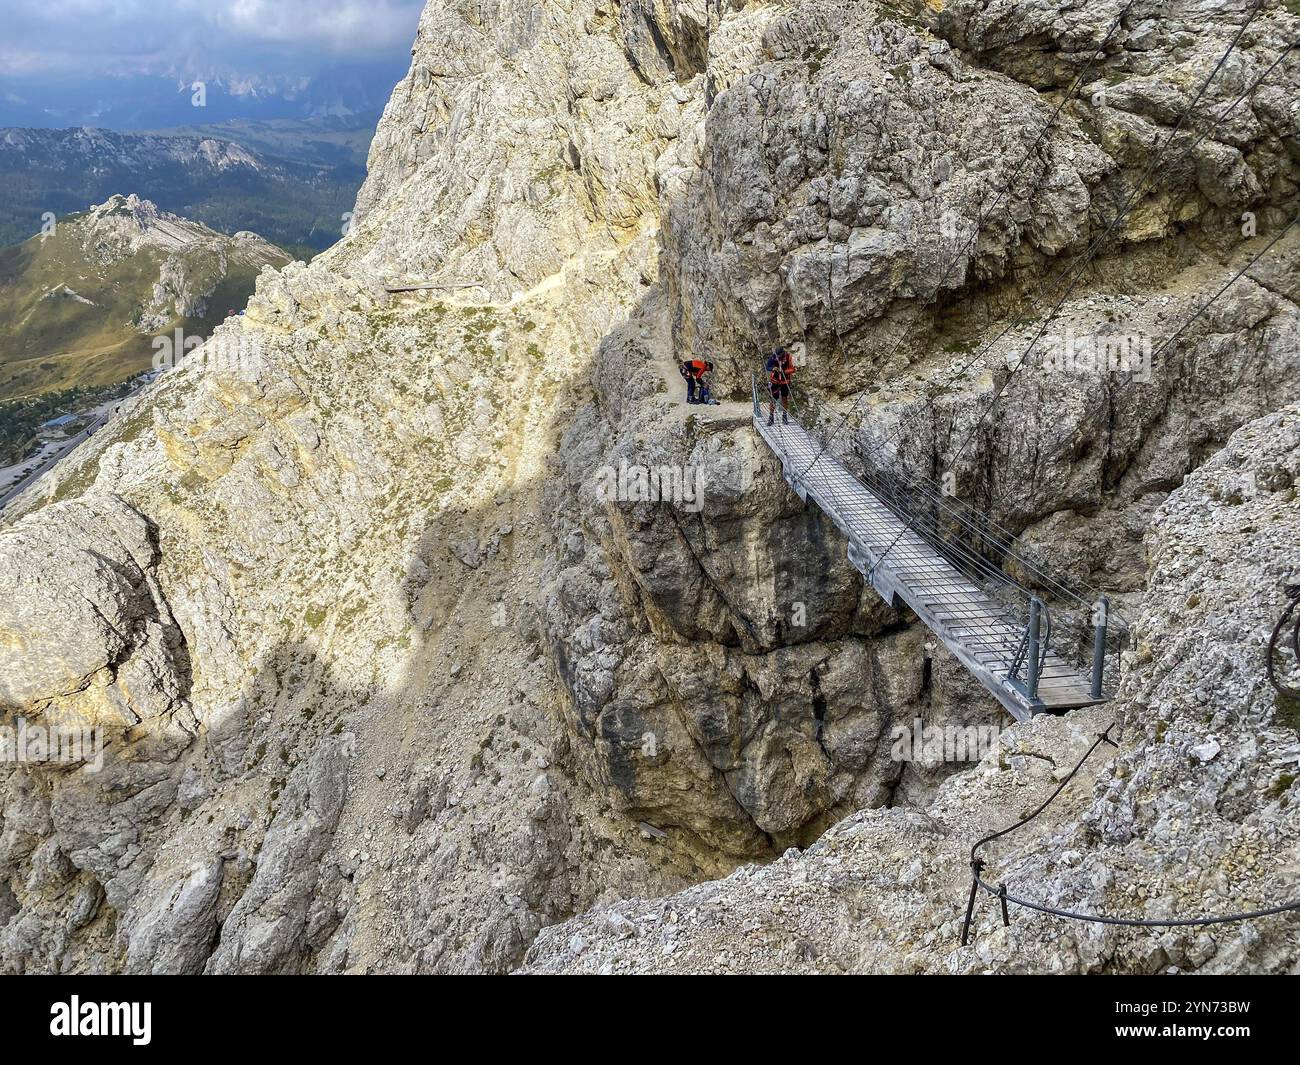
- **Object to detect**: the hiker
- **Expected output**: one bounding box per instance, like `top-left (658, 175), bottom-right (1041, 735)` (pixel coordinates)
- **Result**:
top-left (765, 346), bottom-right (797, 425)
top-left (679, 358), bottom-right (714, 404)
top-left (679, 359), bottom-right (700, 403)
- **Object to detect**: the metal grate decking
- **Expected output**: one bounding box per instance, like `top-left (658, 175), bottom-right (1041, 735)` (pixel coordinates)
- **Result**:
top-left (755, 411), bottom-right (1106, 721)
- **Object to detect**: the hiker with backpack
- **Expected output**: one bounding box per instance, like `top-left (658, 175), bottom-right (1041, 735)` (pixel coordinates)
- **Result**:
top-left (765, 346), bottom-right (797, 425)
top-left (679, 359), bottom-right (718, 405)
top-left (697, 362), bottom-right (720, 405)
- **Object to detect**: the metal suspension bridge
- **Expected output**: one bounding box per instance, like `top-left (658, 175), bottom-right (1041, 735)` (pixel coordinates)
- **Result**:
top-left (752, 377), bottom-right (1123, 721)
top-left (746, 3), bottom-right (1296, 721)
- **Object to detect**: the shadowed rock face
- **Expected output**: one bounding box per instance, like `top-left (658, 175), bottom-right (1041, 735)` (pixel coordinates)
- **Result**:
top-left (1, 0), bottom-right (1298, 974)
top-left (522, 404), bottom-right (1300, 975)
top-left (536, 0), bottom-right (1299, 855)
top-left (537, 312), bottom-right (985, 853)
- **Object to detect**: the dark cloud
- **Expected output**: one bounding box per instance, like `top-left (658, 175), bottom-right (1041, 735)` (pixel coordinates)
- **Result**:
top-left (0, 0), bottom-right (425, 78)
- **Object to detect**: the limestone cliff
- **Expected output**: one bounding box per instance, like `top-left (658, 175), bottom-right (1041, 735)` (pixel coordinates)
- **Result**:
top-left (524, 403), bottom-right (1300, 973)
top-left (0, 0), bottom-right (1297, 974)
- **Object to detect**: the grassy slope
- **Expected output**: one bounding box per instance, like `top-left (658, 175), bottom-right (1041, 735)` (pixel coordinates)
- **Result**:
top-left (0, 230), bottom-right (155, 395)
top-left (0, 217), bottom-right (286, 462)
top-left (0, 217), bottom-right (285, 396)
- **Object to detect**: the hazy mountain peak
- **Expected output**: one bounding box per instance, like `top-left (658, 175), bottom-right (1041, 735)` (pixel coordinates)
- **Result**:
top-left (78, 193), bottom-right (280, 263)
top-left (0, 124), bottom-right (361, 252)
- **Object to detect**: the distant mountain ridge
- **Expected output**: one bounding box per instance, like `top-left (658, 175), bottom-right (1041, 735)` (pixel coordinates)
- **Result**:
top-left (141, 118), bottom-right (375, 170)
top-left (1, 126), bottom-right (266, 174)
top-left (0, 125), bottom-right (366, 253)
top-left (0, 193), bottom-right (289, 463)
top-left (0, 191), bottom-right (289, 392)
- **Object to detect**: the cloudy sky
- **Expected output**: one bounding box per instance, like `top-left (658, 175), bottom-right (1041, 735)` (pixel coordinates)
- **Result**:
top-left (1, 0), bottom-right (425, 80)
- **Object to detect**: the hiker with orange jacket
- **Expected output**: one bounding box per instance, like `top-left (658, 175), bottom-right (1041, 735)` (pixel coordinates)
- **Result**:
top-left (679, 358), bottom-right (715, 405)
top-left (764, 346), bottom-right (796, 425)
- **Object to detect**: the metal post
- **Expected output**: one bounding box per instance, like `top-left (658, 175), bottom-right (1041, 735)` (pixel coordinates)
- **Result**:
top-left (1090, 594), bottom-right (1109, 699)
top-left (960, 860), bottom-right (984, 947)
top-left (1026, 597), bottom-right (1042, 700)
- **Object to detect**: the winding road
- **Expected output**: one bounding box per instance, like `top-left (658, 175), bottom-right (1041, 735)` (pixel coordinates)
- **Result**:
top-left (0, 386), bottom-right (147, 512)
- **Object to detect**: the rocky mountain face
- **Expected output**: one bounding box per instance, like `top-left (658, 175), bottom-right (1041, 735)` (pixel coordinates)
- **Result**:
top-left (0, 0), bottom-right (1296, 974)
top-left (525, 402), bottom-right (1300, 973)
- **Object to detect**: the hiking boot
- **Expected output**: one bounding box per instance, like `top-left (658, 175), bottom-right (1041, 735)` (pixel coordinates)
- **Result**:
top-left (782, 412), bottom-right (790, 425)
top-left (767, 412), bottom-right (775, 426)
